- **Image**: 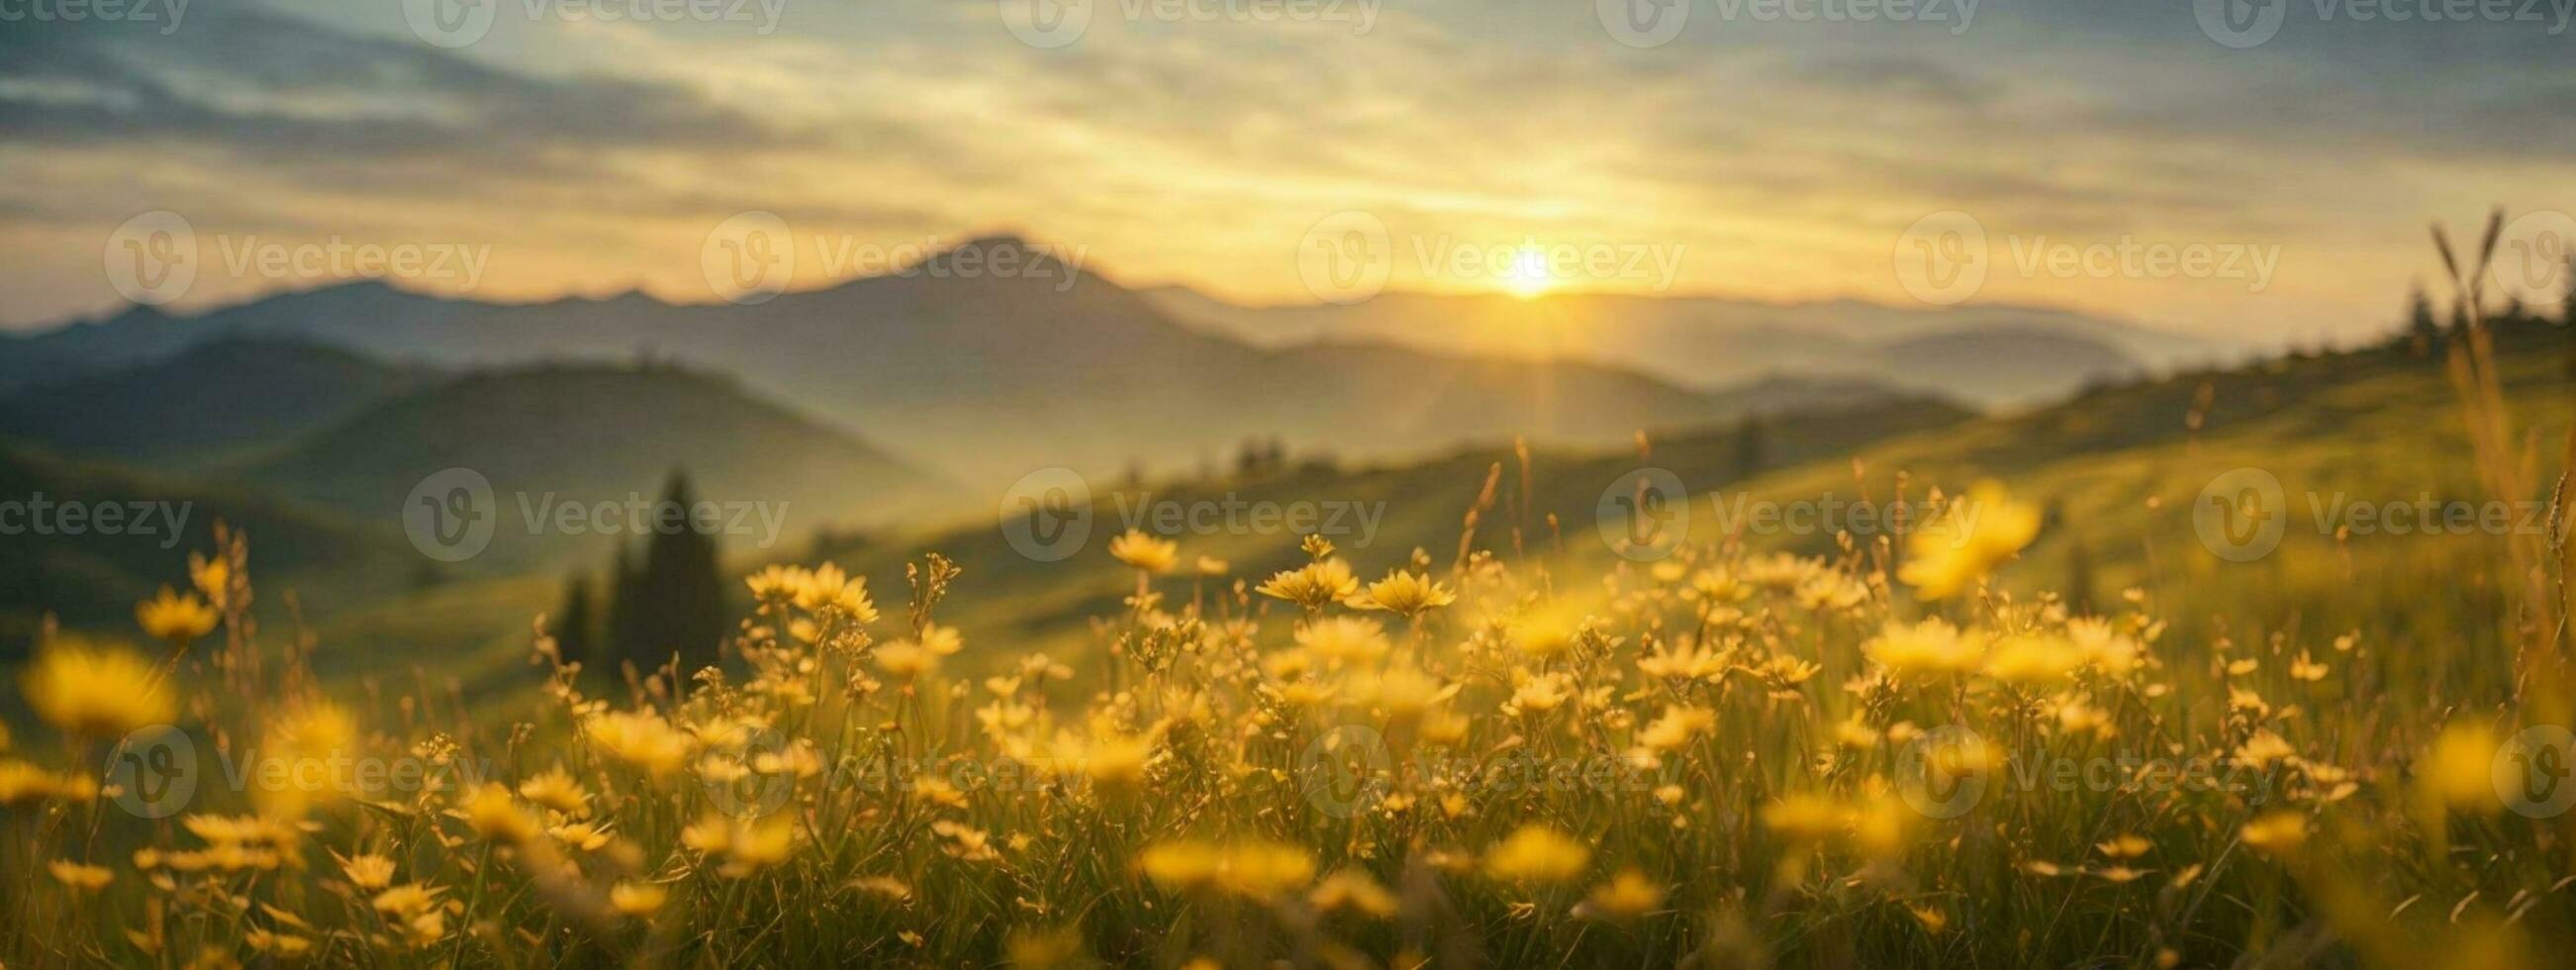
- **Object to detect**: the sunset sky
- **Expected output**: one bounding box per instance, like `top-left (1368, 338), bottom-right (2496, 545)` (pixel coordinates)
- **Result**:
top-left (3, 0), bottom-right (2571, 344)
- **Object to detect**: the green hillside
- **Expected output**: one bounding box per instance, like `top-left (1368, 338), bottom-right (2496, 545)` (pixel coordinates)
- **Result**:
top-left (757, 322), bottom-right (2571, 690)
top-left (239, 360), bottom-right (956, 572)
top-left (0, 338), bottom-right (434, 468)
top-left (0, 436), bottom-right (428, 653)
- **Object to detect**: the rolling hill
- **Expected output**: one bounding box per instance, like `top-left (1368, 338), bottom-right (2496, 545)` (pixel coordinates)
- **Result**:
top-left (0, 338), bottom-right (436, 467)
top-left (236, 361), bottom-right (955, 571)
top-left (0, 436), bottom-right (426, 650)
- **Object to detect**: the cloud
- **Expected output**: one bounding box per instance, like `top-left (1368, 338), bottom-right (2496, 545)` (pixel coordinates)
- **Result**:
top-left (0, 5), bottom-right (800, 167)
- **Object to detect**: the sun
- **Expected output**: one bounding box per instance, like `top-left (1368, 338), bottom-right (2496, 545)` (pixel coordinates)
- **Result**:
top-left (1501, 243), bottom-right (1556, 299)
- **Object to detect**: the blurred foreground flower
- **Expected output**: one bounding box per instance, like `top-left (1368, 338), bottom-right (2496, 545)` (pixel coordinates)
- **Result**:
top-left (136, 586), bottom-right (219, 642)
top-left (22, 637), bottom-right (174, 735)
top-left (1483, 824), bottom-right (1591, 883)
top-left (1898, 482), bottom-right (2040, 600)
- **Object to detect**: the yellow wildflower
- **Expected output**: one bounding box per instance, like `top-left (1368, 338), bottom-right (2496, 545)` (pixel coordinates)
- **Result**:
top-left (1256, 559), bottom-right (1360, 610)
top-left (462, 783), bottom-right (539, 844)
top-left (1863, 619), bottom-right (1984, 678)
top-left (1482, 824), bottom-right (1592, 883)
top-left (1762, 794), bottom-right (1847, 843)
top-left (1983, 631), bottom-right (2084, 686)
top-left (518, 766), bottom-right (589, 816)
top-left (611, 881), bottom-right (669, 917)
top-left (875, 641), bottom-right (936, 679)
top-left (1583, 869), bottom-right (1667, 920)
top-left (2239, 812), bottom-right (2310, 859)
top-left (2422, 723), bottom-right (2501, 812)
top-left (1309, 869), bottom-right (1398, 918)
top-left (22, 638), bottom-right (175, 735)
top-left (136, 586), bottom-right (218, 642)
top-left (1637, 705), bottom-right (1716, 751)
top-left (48, 860), bottom-right (113, 892)
top-left (1295, 616), bottom-right (1389, 665)
top-left (1108, 530), bottom-right (1181, 574)
top-left (585, 711), bottom-right (694, 777)
top-left (1354, 569), bottom-right (1457, 617)
top-left (341, 853), bottom-right (397, 890)
top-left (1898, 482), bottom-right (2040, 599)
top-left (1217, 841), bottom-right (1316, 901)
top-left (372, 883), bottom-right (443, 918)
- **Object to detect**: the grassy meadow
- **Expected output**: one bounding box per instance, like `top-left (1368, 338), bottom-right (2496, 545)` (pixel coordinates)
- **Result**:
top-left (3, 311), bottom-right (2574, 968)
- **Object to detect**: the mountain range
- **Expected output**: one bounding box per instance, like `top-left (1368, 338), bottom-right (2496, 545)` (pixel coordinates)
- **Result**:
top-left (1142, 287), bottom-right (2227, 406)
top-left (0, 237), bottom-right (2184, 487)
